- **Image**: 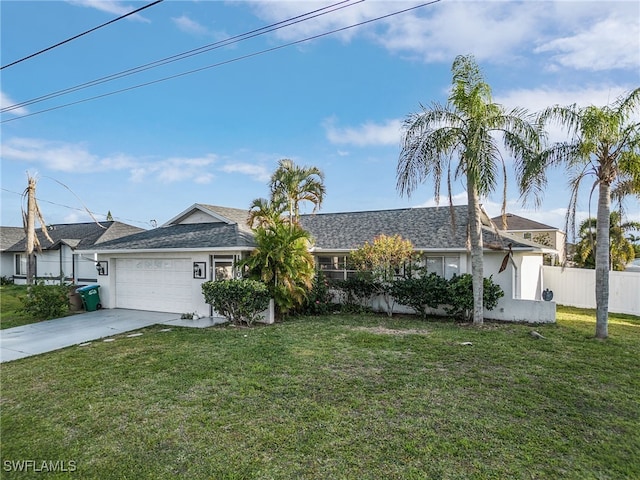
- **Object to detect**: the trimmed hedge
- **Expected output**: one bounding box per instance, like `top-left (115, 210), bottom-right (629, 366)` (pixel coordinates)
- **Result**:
top-left (202, 279), bottom-right (270, 326)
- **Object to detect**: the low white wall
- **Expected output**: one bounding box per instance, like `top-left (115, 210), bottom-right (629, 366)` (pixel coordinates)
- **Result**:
top-left (256, 299), bottom-right (275, 324)
top-left (542, 266), bottom-right (640, 316)
top-left (484, 297), bottom-right (556, 323)
top-left (367, 293), bottom-right (556, 323)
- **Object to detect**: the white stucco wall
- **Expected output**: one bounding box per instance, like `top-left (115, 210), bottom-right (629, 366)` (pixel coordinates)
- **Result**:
top-left (366, 250), bottom-right (556, 323)
top-left (0, 253), bottom-right (14, 279)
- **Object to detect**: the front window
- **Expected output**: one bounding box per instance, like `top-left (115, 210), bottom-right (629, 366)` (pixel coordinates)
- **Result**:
top-left (422, 256), bottom-right (460, 280)
top-left (316, 255), bottom-right (356, 281)
top-left (15, 254), bottom-right (28, 276)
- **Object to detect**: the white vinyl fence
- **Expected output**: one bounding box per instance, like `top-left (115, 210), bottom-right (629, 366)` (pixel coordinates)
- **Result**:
top-left (542, 266), bottom-right (640, 316)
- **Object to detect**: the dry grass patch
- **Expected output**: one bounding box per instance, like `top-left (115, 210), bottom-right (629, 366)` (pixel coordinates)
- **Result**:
top-left (350, 325), bottom-right (431, 336)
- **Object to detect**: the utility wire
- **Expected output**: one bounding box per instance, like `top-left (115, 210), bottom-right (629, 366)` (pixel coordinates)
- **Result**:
top-left (1, 0), bottom-right (164, 70)
top-left (2, 0), bottom-right (359, 114)
top-left (1, 187), bottom-right (154, 227)
top-left (1, 0), bottom-right (440, 124)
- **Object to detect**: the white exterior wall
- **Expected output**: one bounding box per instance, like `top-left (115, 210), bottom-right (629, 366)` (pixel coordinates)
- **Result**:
top-left (367, 250), bottom-right (555, 323)
top-left (0, 253), bottom-right (14, 279)
top-left (542, 266), bottom-right (640, 316)
top-left (480, 251), bottom-right (515, 300)
top-left (518, 254), bottom-right (543, 300)
top-left (75, 253), bottom-right (99, 284)
top-left (7, 247), bottom-right (98, 286)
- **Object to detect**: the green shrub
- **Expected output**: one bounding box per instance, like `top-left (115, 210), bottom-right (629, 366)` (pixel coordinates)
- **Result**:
top-left (0, 276), bottom-right (14, 286)
top-left (202, 279), bottom-right (270, 326)
top-left (391, 273), bottom-right (449, 318)
top-left (21, 282), bottom-right (69, 319)
top-left (334, 275), bottom-right (377, 314)
top-left (445, 274), bottom-right (504, 321)
top-left (299, 271), bottom-right (335, 316)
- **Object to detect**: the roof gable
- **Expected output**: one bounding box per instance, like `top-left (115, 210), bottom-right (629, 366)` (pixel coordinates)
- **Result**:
top-left (492, 213), bottom-right (558, 232)
top-left (163, 203), bottom-right (251, 231)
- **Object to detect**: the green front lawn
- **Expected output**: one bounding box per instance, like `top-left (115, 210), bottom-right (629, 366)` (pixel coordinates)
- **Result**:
top-left (0, 284), bottom-right (35, 330)
top-left (1, 307), bottom-right (639, 479)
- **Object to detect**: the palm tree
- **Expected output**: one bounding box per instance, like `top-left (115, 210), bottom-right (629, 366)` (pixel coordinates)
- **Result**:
top-left (247, 197), bottom-right (286, 230)
top-left (241, 220), bottom-right (315, 316)
top-left (270, 159), bottom-right (326, 224)
top-left (574, 212), bottom-right (640, 271)
top-left (521, 88), bottom-right (640, 339)
top-left (396, 54), bottom-right (540, 326)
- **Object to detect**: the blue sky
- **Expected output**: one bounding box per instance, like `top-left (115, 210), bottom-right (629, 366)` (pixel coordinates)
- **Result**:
top-left (1, 0), bottom-right (639, 237)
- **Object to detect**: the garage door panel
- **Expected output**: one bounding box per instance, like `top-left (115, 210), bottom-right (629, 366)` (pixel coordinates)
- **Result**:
top-left (115, 258), bottom-right (194, 313)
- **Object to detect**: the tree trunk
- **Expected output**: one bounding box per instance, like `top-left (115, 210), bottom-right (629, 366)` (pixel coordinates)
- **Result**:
top-left (595, 182), bottom-right (610, 339)
top-left (26, 177), bottom-right (37, 285)
top-left (467, 177), bottom-right (484, 326)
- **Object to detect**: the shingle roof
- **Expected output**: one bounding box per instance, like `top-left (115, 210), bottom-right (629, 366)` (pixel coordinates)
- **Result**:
top-left (4, 222), bottom-right (145, 252)
top-left (491, 213), bottom-right (558, 231)
top-left (197, 204), bottom-right (253, 233)
top-left (0, 227), bottom-right (25, 251)
top-left (90, 222), bottom-right (255, 251)
top-left (300, 206), bottom-right (532, 251)
top-left (85, 205), bottom-right (536, 253)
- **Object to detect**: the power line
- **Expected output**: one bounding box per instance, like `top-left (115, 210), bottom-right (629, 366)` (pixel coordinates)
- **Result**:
top-left (1, 187), bottom-right (154, 227)
top-left (1, 0), bottom-right (359, 114)
top-left (1, 1), bottom-right (441, 124)
top-left (0, 0), bottom-right (165, 70)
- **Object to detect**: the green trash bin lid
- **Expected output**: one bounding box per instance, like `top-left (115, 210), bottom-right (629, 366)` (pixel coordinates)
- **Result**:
top-left (77, 285), bottom-right (100, 292)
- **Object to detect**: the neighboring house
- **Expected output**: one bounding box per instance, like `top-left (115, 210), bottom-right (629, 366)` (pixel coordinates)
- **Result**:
top-left (0, 227), bottom-right (26, 280)
top-left (84, 203), bottom-right (556, 323)
top-left (0, 222), bottom-right (145, 285)
top-left (491, 213), bottom-right (566, 265)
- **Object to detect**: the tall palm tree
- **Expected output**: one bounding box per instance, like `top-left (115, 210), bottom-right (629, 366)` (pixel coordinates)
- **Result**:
top-left (397, 54), bottom-right (540, 325)
top-left (270, 159), bottom-right (326, 224)
top-left (521, 88), bottom-right (640, 339)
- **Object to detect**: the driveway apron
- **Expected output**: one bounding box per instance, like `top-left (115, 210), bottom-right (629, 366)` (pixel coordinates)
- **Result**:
top-left (1, 309), bottom-right (183, 362)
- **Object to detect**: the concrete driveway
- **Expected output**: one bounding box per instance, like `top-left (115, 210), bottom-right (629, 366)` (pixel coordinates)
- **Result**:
top-left (0, 309), bottom-right (226, 363)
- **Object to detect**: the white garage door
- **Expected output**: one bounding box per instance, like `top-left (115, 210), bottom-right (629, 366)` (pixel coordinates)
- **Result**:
top-left (115, 258), bottom-right (193, 313)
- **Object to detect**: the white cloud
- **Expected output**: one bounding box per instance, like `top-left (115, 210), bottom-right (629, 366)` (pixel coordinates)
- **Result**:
top-left (1, 137), bottom-right (136, 173)
top-left (1, 91), bottom-right (28, 116)
top-left (535, 14), bottom-right (640, 71)
top-left (172, 15), bottom-right (209, 36)
top-left (378, 2), bottom-right (540, 64)
top-left (66, 0), bottom-right (151, 22)
top-left (220, 163), bottom-right (271, 182)
top-left (324, 117), bottom-right (402, 147)
top-left (1, 137), bottom-right (218, 184)
top-left (495, 86), bottom-right (632, 113)
top-left (132, 155), bottom-right (217, 184)
top-left (244, 1), bottom-right (639, 71)
top-left (495, 85), bottom-right (636, 143)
